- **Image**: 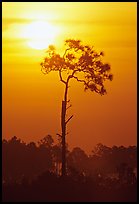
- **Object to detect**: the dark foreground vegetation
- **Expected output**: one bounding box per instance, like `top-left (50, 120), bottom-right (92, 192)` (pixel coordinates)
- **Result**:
top-left (2, 135), bottom-right (137, 202)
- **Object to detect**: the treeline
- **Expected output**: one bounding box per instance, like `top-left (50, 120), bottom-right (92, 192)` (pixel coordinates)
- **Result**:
top-left (2, 135), bottom-right (137, 184)
top-left (2, 135), bottom-right (137, 202)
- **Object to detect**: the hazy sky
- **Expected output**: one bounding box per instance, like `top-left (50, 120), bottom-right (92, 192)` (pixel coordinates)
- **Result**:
top-left (2, 2), bottom-right (137, 153)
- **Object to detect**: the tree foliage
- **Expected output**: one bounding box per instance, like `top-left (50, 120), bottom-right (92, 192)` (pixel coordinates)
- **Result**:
top-left (40, 39), bottom-right (113, 95)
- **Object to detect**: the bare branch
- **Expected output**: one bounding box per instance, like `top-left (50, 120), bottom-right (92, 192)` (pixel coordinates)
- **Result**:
top-left (73, 76), bottom-right (86, 84)
top-left (63, 48), bottom-right (71, 59)
top-left (59, 70), bottom-right (66, 84)
top-left (66, 104), bottom-right (72, 110)
top-left (56, 133), bottom-right (62, 138)
top-left (71, 69), bottom-right (78, 77)
top-left (67, 69), bottom-right (78, 82)
top-left (66, 115), bottom-right (73, 124)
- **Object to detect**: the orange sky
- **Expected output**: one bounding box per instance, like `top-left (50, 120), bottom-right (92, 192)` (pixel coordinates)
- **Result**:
top-left (2, 2), bottom-right (137, 153)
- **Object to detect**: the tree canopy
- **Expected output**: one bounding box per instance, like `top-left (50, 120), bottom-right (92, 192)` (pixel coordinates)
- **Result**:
top-left (40, 39), bottom-right (113, 95)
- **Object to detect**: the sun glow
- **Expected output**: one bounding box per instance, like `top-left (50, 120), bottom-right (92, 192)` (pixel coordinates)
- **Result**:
top-left (22, 21), bottom-right (60, 50)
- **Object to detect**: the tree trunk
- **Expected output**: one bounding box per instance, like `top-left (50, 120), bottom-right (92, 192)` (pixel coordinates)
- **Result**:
top-left (61, 83), bottom-right (68, 177)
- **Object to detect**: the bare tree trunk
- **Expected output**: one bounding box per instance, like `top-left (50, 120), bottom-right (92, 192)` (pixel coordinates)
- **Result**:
top-left (61, 83), bottom-right (68, 177)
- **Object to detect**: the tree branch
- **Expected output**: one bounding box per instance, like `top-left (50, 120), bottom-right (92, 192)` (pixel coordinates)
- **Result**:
top-left (66, 104), bottom-right (72, 110)
top-left (66, 115), bottom-right (73, 124)
top-left (67, 69), bottom-right (78, 82)
top-left (59, 70), bottom-right (66, 84)
top-left (71, 69), bottom-right (78, 77)
top-left (73, 76), bottom-right (86, 84)
top-left (56, 133), bottom-right (62, 138)
top-left (63, 48), bottom-right (71, 59)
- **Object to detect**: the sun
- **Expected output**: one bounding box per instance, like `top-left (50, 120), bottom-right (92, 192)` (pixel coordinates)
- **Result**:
top-left (22, 21), bottom-right (60, 50)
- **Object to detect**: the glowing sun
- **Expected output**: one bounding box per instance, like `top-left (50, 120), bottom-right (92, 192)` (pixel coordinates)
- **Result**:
top-left (23, 21), bottom-right (59, 50)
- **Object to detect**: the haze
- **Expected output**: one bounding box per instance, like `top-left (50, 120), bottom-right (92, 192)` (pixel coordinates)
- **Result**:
top-left (2, 2), bottom-right (137, 153)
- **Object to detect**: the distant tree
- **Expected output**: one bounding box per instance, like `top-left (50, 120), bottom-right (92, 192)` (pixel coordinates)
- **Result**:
top-left (117, 162), bottom-right (136, 185)
top-left (2, 136), bottom-right (54, 183)
top-left (67, 147), bottom-right (88, 175)
top-left (2, 136), bottom-right (27, 182)
top-left (41, 39), bottom-right (113, 176)
top-left (52, 144), bottom-right (62, 176)
top-left (38, 135), bottom-right (54, 149)
top-left (92, 143), bottom-right (111, 157)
